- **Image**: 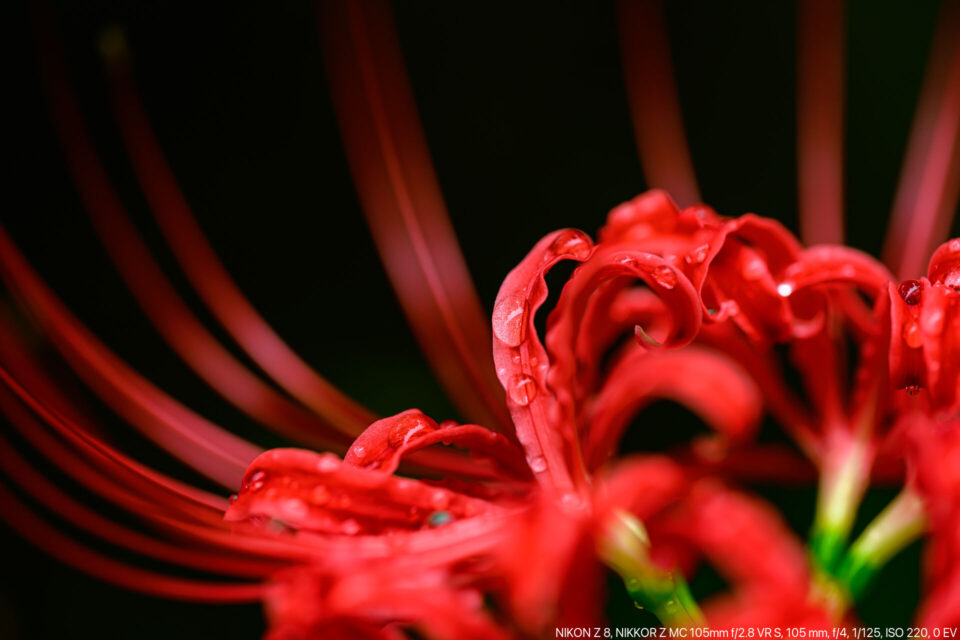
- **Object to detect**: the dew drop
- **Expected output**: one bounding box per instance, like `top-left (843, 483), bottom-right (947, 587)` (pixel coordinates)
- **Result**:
top-left (282, 498), bottom-right (308, 520)
top-left (388, 412), bottom-right (438, 448)
top-left (741, 254), bottom-right (766, 280)
top-left (903, 320), bottom-right (923, 349)
top-left (549, 229), bottom-right (593, 260)
top-left (492, 294), bottom-right (528, 346)
top-left (777, 282), bottom-right (794, 297)
top-left (950, 239), bottom-right (960, 252)
top-left (898, 279), bottom-right (922, 305)
top-left (722, 299), bottom-right (740, 316)
top-left (246, 470), bottom-right (268, 492)
top-left (311, 485), bottom-right (331, 505)
top-left (315, 454), bottom-right (341, 473)
top-left (427, 510), bottom-right (454, 528)
top-left (507, 374), bottom-right (538, 406)
top-left (228, 493), bottom-right (238, 504)
top-left (651, 265), bottom-right (677, 290)
top-left (685, 244), bottom-right (710, 265)
top-left (430, 490), bottom-right (450, 510)
top-left (923, 309), bottom-right (945, 335)
top-left (528, 455), bottom-right (548, 473)
top-left (341, 519), bottom-right (361, 535)
top-left (351, 446), bottom-right (367, 461)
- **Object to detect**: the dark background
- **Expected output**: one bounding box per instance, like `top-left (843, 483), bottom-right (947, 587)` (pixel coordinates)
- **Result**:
top-left (0, 0), bottom-right (950, 637)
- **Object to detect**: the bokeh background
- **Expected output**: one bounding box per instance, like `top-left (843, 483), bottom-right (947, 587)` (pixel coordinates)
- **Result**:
top-left (1, 1), bottom-right (951, 637)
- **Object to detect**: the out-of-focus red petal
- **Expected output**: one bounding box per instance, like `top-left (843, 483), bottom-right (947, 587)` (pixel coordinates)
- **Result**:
top-left (265, 564), bottom-right (512, 640)
top-left (492, 229), bottom-right (595, 498)
top-left (225, 449), bottom-right (500, 536)
top-left (592, 455), bottom-right (688, 519)
top-left (918, 565), bottom-right (960, 627)
top-left (495, 492), bottom-right (600, 634)
top-left (583, 346), bottom-right (761, 470)
top-left (653, 481), bottom-right (811, 595)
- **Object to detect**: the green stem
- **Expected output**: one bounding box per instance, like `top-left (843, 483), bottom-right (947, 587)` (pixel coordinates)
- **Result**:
top-left (599, 510), bottom-right (704, 628)
top-left (837, 486), bottom-right (926, 599)
top-left (810, 433), bottom-right (872, 574)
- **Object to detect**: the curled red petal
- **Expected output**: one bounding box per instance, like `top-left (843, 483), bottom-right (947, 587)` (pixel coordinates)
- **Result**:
top-left (226, 449), bottom-right (499, 536)
top-left (343, 409), bottom-right (530, 479)
top-left (928, 238), bottom-right (960, 287)
top-left (492, 229), bottom-right (596, 498)
top-left (701, 216), bottom-right (803, 340)
top-left (583, 346), bottom-right (761, 470)
top-left (780, 245), bottom-right (894, 299)
top-left (546, 248), bottom-right (702, 474)
top-left (599, 189), bottom-right (684, 244)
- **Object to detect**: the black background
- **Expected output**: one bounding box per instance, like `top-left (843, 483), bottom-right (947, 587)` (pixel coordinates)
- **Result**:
top-left (0, 1), bottom-right (950, 637)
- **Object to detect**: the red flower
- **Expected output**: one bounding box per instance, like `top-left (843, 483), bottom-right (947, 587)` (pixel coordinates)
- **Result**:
top-left (6, 0), bottom-right (960, 637)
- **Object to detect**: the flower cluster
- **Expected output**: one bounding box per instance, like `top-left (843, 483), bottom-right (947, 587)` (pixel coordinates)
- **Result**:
top-left (224, 191), bottom-right (960, 637)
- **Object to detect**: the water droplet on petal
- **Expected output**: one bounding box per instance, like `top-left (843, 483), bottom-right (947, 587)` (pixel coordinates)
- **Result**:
top-left (898, 279), bottom-right (922, 305)
top-left (341, 519), bottom-right (361, 535)
top-left (903, 320), bottom-right (923, 349)
top-left (507, 374), bottom-right (538, 406)
top-left (282, 498), bottom-right (308, 520)
top-left (904, 384), bottom-right (921, 396)
top-left (387, 412), bottom-right (438, 448)
top-left (950, 239), bottom-right (960, 252)
top-left (311, 485), bottom-right (331, 505)
top-left (685, 244), bottom-right (710, 265)
top-left (741, 254), bottom-right (766, 280)
top-left (923, 309), bottom-right (945, 335)
top-left (651, 265), bottom-right (677, 290)
top-left (427, 510), bottom-right (454, 527)
top-left (492, 294), bottom-right (529, 346)
top-left (528, 455), bottom-right (548, 473)
top-left (315, 454), bottom-right (341, 473)
top-left (246, 470), bottom-right (268, 492)
top-left (228, 493), bottom-right (238, 504)
top-left (549, 229), bottom-right (593, 260)
top-left (430, 490), bottom-right (450, 510)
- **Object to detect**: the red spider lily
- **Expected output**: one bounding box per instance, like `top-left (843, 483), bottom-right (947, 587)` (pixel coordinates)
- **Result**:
top-left (5, 0), bottom-right (960, 638)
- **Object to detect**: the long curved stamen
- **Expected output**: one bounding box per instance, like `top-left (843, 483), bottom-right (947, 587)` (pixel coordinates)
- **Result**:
top-left (0, 228), bottom-right (259, 488)
top-left (320, 0), bottom-right (512, 432)
top-left (0, 359), bottom-right (324, 562)
top-left (99, 32), bottom-right (376, 438)
top-left (0, 433), bottom-right (280, 578)
top-left (0, 479), bottom-right (264, 603)
top-left (37, 36), bottom-right (357, 452)
top-left (616, 0), bottom-right (700, 206)
top-left (797, 0), bottom-right (846, 245)
top-left (884, 2), bottom-right (960, 279)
